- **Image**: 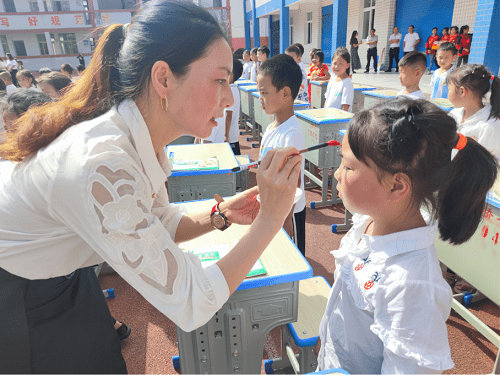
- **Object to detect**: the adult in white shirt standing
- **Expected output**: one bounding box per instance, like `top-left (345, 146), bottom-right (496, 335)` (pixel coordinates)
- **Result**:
top-left (385, 26), bottom-right (402, 73)
top-left (364, 28), bottom-right (378, 73)
top-left (403, 25), bottom-right (420, 55)
top-left (0, 2), bottom-right (302, 373)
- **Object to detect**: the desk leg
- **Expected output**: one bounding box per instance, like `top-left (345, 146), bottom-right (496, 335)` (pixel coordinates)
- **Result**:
top-left (175, 281), bottom-right (299, 374)
top-left (331, 209), bottom-right (353, 233)
top-left (304, 164), bottom-right (342, 209)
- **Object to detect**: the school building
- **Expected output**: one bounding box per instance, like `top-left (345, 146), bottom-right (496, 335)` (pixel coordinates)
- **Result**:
top-left (239, 0), bottom-right (499, 74)
top-left (0, 0), bottom-right (241, 72)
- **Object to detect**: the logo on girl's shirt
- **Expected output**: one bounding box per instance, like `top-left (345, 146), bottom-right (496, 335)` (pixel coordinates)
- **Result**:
top-left (354, 256), bottom-right (371, 271)
top-left (364, 271), bottom-right (382, 290)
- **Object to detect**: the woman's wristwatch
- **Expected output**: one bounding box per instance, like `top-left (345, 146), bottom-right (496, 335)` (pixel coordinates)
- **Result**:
top-left (210, 194), bottom-right (231, 231)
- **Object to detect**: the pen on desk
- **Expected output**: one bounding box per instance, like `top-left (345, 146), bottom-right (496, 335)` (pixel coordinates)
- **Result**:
top-left (229, 140), bottom-right (341, 173)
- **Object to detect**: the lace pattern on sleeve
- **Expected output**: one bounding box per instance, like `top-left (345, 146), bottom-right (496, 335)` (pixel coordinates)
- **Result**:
top-left (89, 163), bottom-right (178, 295)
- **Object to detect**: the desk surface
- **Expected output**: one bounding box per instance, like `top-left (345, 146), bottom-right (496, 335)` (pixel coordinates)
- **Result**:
top-left (166, 143), bottom-right (238, 177)
top-left (429, 98), bottom-right (454, 111)
top-left (240, 85), bottom-right (258, 92)
top-left (311, 80), bottom-right (329, 86)
top-left (353, 83), bottom-right (376, 91)
top-left (177, 199), bottom-right (313, 291)
top-left (296, 108), bottom-right (354, 124)
top-left (235, 79), bottom-right (256, 86)
top-left (362, 89), bottom-right (399, 98)
top-left (251, 92), bottom-right (310, 108)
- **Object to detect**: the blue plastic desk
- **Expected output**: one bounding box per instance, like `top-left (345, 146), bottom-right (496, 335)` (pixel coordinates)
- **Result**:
top-left (429, 98), bottom-right (454, 111)
top-left (172, 198), bottom-right (314, 374)
top-left (352, 83), bottom-right (376, 112)
top-left (362, 89), bottom-right (399, 109)
top-left (296, 108), bottom-right (353, 208)
top-left (240, 85), bottom-right (259, 141)
top-left (310, 80), bottom-right (329, 108)
top-left (235, 79), bottom-right (256, 87)
top-left (166, 143), bottom-right (239, 202)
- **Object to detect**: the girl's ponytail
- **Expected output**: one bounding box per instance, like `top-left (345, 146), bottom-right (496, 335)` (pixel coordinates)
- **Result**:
top-left (0, 24), bottom-right (125, 162)
top-left (437, 136), bottom-right (498, 245)
top-left (489, 75), bottom-right (500, 121)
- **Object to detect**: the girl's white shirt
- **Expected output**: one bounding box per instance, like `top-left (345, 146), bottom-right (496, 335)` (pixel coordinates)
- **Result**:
top-left (317, 213), bottom-right (454, 374)
top-left (242, 60), bottom-right (253, 80)
top-left (0, 99), bottom-right (230, 332)
top-left (449, 104), bottom-right (500, 160)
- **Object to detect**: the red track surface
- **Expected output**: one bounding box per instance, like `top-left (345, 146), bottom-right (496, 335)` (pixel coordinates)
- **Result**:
top-left (99, 132), bottom-right (499, 374)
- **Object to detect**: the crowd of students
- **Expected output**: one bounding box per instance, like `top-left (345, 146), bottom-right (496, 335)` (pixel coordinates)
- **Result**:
top-left (0, 1), bottom-right (498, 373)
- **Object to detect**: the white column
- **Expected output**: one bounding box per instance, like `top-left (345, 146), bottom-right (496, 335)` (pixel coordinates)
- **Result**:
top-left (45, 32), bottom-right (55, 55)
top-left (37, 0), bottom-right (45, 11)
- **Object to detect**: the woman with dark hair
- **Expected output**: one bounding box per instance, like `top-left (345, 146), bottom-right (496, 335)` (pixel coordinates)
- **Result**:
top-left (349, 30), bottom-right (362, 73)
top-left (5, 53), bottom-right (18, 86)
top-left (0, 1), bottom-right (301, 373)
top-left (2, 90), bottom-right (52, 132)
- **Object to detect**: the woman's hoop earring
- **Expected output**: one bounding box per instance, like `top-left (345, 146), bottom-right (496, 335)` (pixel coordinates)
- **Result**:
top-left (160, 96), bottom-right (168, 111)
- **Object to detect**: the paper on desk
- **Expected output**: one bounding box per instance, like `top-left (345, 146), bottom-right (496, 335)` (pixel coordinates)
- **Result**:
top-left (188, 241), bottom-right (266, 278)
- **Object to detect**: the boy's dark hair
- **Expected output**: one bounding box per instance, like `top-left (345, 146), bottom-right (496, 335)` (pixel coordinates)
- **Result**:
top-left (333, 47), bottom-right (351, 75)
top-left (448, 64), bottom-right (500, 121)
top-left (258, 54), bottom-right (302, 100)
top-left (432, 27), bottom-right (438, 31)
top-left (348, 97), bottom-right (498, 245)
top-left (233, 47), bottom-right (245, 59)
top-left (6, 90), bottom-right (52, 117)
top-left (257, 45), bottom-right (270, 58)
top-left (285, 45), bottom-right (300, 57)
top-left (38, 67), bottom-right (52, 75)
top-left (437, 42), bottom-right (457, 55)
top-left (76, 64), bottom-right (86, 72)
top-left (371, 28), bottom-right (376, 32)
top-left (451, 26), bottom-right (459, 32)
top-left (232, 58), bottom-right (243, 81)
top-left (314, 51), bottom-right (325, 64)
top-left (443, 27), bottom-right (449, 32)
top-left (292, 43), bottom-right (304, 57)
top-left (38, 72), bottom-right (73, 93)
top-left (60, 63), bottom-right (73, 74)
top-left (309, 48), bottom-right (319, 55)
top-left (409, 25), bottom-right (415, 29)
top-left (398, 51), bottom-right (426, 70)
top-left (251, 47), bottom-right (258, 55)
top-left (243, 49), bottom-right (250, 56)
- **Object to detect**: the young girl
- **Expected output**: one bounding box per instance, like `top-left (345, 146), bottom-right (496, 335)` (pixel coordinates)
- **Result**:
top-left (455, 25), bottom-right (470, 67)
top-left (349, 31), bottom-right (362, 74)
top-left (307, 48), bottom-right (319, 75)
top-left (249, 47), bottom-right (259, 81)
top-left (316, 97), bottom-right (498, 374)
top-left (324, 47), bottom-right (354, 111)
top-left (440, 27), bottom-right (450, 43)
top-left (308, 50), bottom-right (330, 103)
top-left (448, 64), bottom-right (500, 160)
top-left (16, 69), bottom-right (41, 92)
top-left (448, 26), bottom-right (459, 44)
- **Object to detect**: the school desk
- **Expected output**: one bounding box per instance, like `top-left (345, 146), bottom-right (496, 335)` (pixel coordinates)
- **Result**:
top-left (172, 198), bottom-right (313, 374)
top-left (296, 108), bottom-right (353, 209)
top-left (236, 80), bottom-right (258, 132)
top-left (435, 191), bottom-right (500, 374)
top-left (352, 83), bottom-right (376, 112)
top-left (429, 98), bottom-right (454, 111)
top-left (310, 80), bottom-right (329, 109)
top-left (361, 89), bottom-right (399, 109)
top-left (251, 92), bottom-right (310, 141)
top-left (240, 85), bottom-right (259, 141)
top-left (165, 143), bottom-right (239, 202)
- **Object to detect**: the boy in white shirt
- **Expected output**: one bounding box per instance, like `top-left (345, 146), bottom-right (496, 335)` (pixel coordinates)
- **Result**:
top-left (225, 59), bottom-right (243, 155)
top-left (430, 42), bottom-right (457, 99)
top-left (0, 71), bottom-right (18, 98)
top-left (242, 50), bottom-right (252, 80)
top-left (285, 45), bottom-right (309, 103)
top-left (257, 54), bottom-right (307, 255)
top-left (397, 52), bottom-right (426, 100)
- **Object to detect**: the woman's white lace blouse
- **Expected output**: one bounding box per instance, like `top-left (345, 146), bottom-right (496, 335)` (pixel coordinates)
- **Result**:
top-left (317, 214), bottom-right (454, 374)
top-left (0, 99), bottom-right (230, 332)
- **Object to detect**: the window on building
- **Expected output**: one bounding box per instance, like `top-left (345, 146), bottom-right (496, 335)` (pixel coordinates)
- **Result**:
top-left (13, 41), bottom-right (27, 56)
top-left (0, 35), bottom-right (10, 54)
top-left (37, 34), bottom-right (49, 55)
top-left (2, 0), bottom-right (16, 12)
top-left (89, 36), bottom-right (96, 52)
top-left (362, 0), bottom-right (376, 39)
top-left (30, 1), bottom-right (48, 11)
top-left (213, 0), bottom-right (222, 7)
top-left (306, 12), bottom-right (313, 44)
top-left (52, 0), bottom-right (62, 10)
top-left (58, 33), bottom-right (78, 54)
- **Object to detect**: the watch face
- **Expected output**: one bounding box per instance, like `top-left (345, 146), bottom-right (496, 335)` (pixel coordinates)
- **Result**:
top-left (211, 213), bottom-right (225, 229)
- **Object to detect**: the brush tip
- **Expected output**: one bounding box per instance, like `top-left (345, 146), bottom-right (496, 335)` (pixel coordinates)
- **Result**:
top-left (327, 140), bottom-right (341, 146)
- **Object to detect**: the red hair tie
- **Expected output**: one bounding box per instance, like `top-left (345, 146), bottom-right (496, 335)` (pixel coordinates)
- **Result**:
top-left (455, 133), bottom-right (467, 150)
